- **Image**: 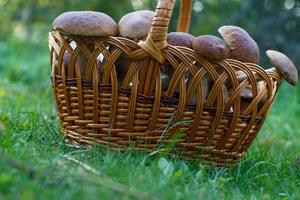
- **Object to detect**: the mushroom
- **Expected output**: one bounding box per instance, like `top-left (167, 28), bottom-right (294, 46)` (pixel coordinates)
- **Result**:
top-left (63, 51), bottom-right (70, 75)
top-left (162, 32), bottom-right (195, 94)
top-left (189, 73), bottom-right (210, 105)
top-left (235, 70), bottom-right (249, 83)
top-left (240, 100), bottom-right (250, 113)
top-left (167, 32), bottom-right (195, 49)
top-left (224, 70), bottom-right (251, 89)
top-left (222, 85), bottom-right (231, 103)
top-left (239, 81), bottom-right (267, 112)
top-left (52, 11), bottom-right (117, 77)
top-left (218, 25), bottom-right (260, 64)
top-left (240, 86), bottom-right (255, 100)
top-left (96, 45), bottom-right (132, 84)
top-left (61, 50), bottom-right (88, 77)
top-left (52, 11), bottom-right (117, 36)
top-left (266, 50), bottom-right (298, 86)
top-left (195, 64), bottom-right (232, 108)
top-left (192, 35), bottom-right (229, 60)
top-left (209, 84), bottom-right (232, 111)
top-left (115, 53), bottom-right (131, 83)
top-left (116, 10), bottom-right (155, 83)
top-left (223, 69), bottom-right (268, 112)
top-left (161, 72), bottom-right (171, 91)
top-left (118, 10), bottom-right (155, 41)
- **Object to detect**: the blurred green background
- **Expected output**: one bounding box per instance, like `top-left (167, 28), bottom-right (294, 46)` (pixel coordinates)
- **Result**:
top-left (0, 1), bottom-right (299, 199)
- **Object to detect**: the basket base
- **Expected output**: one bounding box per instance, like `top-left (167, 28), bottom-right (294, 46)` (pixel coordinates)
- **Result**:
top-left (62, 128), bottom-right (246, 165)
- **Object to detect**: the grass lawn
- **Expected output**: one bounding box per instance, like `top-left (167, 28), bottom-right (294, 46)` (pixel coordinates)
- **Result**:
top-left (0, 38), bottom-right (299, 200)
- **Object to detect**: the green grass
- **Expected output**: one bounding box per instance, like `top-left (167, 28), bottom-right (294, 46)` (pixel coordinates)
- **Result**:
top-left (0, 38), bottom-right (300, 200)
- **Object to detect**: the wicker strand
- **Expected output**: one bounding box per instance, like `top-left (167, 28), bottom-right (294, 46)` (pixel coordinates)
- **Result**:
top-left (177, 0), bottom-right (193, 32)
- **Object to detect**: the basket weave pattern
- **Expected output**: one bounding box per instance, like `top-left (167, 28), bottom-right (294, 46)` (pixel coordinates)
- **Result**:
top-left (49, 0), bottom-right (281, 164)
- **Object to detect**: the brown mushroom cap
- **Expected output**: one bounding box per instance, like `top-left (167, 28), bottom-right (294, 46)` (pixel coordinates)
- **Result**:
top-left (52, 11), bottom-right (117, 36)
top-left (266, 50), bottom-right (298, 86)
top-left (240, 86), bottom-right (254, 100)
top-left (192, 35), bottom-right (229, 60)
top-left (167, 32), bottom-right (195, 48)
top-left (218, 25), bottom-right (260, 64)
top-left (118, 10), bottom-right (155, 40)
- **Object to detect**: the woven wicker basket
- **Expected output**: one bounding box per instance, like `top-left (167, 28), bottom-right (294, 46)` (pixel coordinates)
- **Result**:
top-left (49, 0), bottom-right (282, 165)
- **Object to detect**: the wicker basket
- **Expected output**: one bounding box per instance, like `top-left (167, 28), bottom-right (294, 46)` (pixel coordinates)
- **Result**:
top-left (49, 0), bottom-right (282, 165)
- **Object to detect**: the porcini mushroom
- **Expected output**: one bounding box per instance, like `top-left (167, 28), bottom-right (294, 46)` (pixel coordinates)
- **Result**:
top-left (167, 32), bottom-right (195, 49)
top-left (189, 72), bottom-right (210, 105)
top-left (163, 32), bottom-right (195, 93)
top-left (63, 51), bottom-right (70, 75)
top-left (192, 35), bottom-right (229, 60)
top-left (52, 11), bottom-right (117, 36)
top-left (115, 53), bottom-right (131, 83)
top-left (118, 10), bottom-right (155, 41)
top-left (52, 11), bottom-right (117, 77)
top-left (116, 10), bottom-right (155, 83)
top-left (161, 72), bottom-right (171, 91)
top-left (266, 50), bottom-right (298, 86)
top-left (239, 81), bottom-right (267, 112)
top-left (222, 85), bottom-right (230, 103)
top-left (218, 25), bottom-right (260, 64)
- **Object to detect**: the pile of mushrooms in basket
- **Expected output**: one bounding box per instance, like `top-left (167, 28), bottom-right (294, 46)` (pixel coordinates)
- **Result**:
top-left (52, 10), bottom-right (298, 113)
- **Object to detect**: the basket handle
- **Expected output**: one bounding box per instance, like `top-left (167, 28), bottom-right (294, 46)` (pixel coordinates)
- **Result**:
top-left (177, 0), bottom-right (193, 32)
top-left (137, 0), bottom-right (192, 64)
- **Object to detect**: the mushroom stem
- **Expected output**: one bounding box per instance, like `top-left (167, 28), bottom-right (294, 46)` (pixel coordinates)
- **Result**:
top-left (234, 67), bottom-right (277, 84)
top-left (265, 67), bottom-right (276, 73)
top-left (266, 50), bottom-right (298, 86)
